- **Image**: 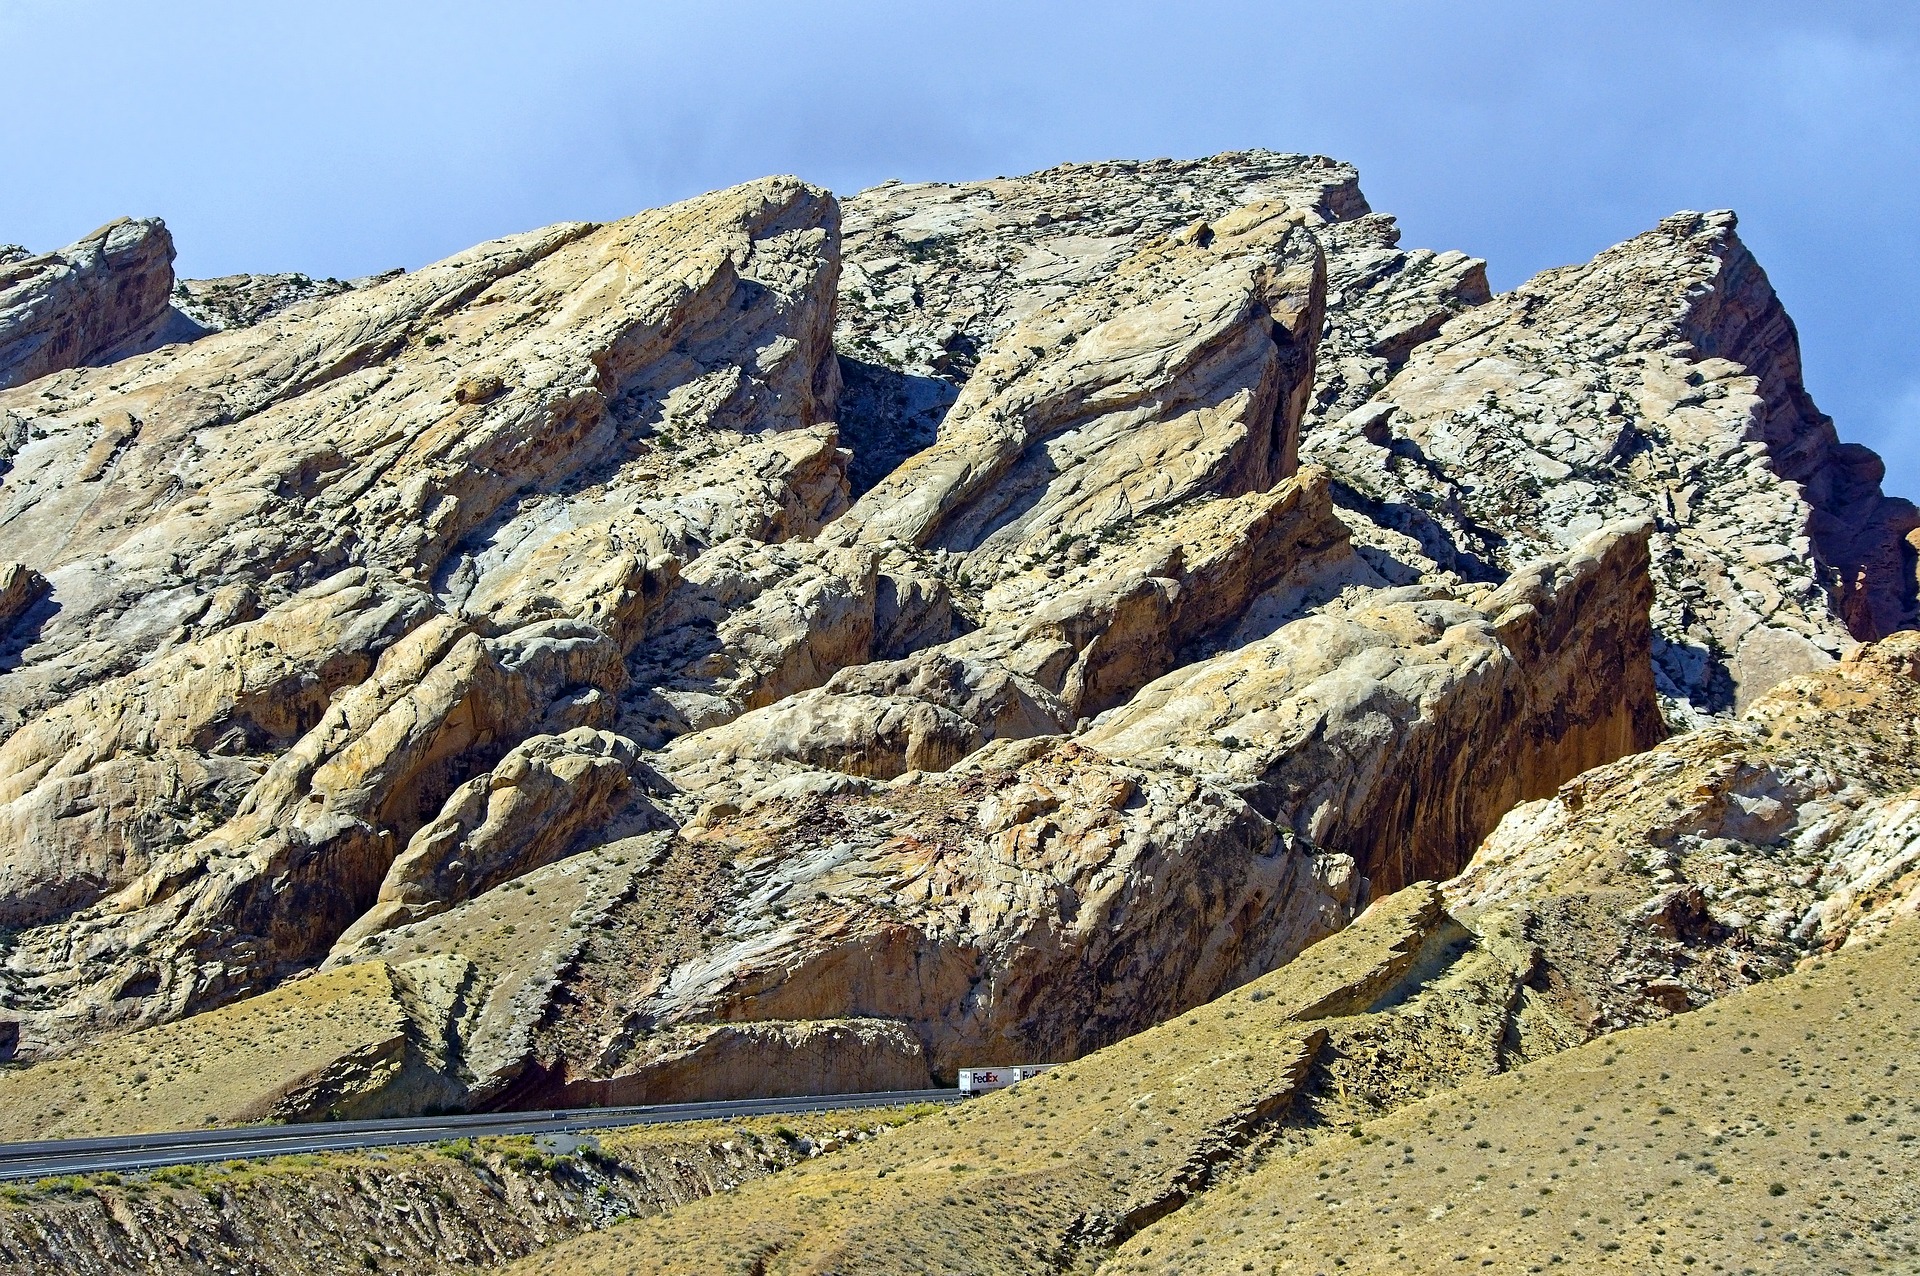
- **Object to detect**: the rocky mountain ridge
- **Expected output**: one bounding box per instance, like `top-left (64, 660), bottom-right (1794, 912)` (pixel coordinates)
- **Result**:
top-left (1303, 208), bottom-right (1918, 718)
top-left (0, 151), bottom-right (1912, 1149)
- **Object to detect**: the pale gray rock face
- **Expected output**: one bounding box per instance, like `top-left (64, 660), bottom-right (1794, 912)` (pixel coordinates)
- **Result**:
top-left (834, 151), bottom-right (1367, 493)
top-left (617, 539), bottom-right (880, 747)
top-left (0, 154), bottom-right (1912, 1120)
top-left (1077, 519), bottom-right (1665, 895)
top-left (1296, 213), bottom-right (1499, 584)
top-left (829, 199), bottom-right (1326, 572)
top-left (0, 218), bottom-right (192, 391)
top-left (578, 518), bottom-right (1659, 1081)
top-left (1305, 212), bottom-right (1492, 429)
top-left (1302, 211), bottom-right (1918, 718)
top-left (662, 468), bottom-right (1372, 798)
top-left (329, 725), bottom-right (660, 951)
top-left (0, 177), bottom-right (847, 1058)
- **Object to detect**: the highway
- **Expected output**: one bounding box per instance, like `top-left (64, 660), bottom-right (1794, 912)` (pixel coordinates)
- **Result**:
top-left (0, 1088), bottom-right (962, 1181)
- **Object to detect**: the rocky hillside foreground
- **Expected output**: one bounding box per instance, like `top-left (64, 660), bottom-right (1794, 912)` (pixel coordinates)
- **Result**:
top-left (506, 628), bottom-right (1920, 1274)
top-left (513, 877), bottom-right (1920, 1275)
top-left (0, 147), bottom-right (1915, 1256)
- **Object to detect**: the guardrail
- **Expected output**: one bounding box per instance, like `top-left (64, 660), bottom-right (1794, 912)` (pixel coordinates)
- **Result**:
top-left (0, 1087), bottom-right (963, 1180)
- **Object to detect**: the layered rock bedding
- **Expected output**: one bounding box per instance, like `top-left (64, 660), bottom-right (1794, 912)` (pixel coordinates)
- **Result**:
top-left (0, 150), bottom-right (1912, 1180)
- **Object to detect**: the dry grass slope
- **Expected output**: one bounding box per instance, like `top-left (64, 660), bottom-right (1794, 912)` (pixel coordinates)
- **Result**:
top-left (0, 962), bottom-right (438, 1138)
top-left (1110, 920), bottom-right (1920, 1274)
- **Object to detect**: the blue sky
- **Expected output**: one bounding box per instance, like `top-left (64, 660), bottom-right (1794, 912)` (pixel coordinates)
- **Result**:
top-left (3, 1), bottom-right (1914, 496)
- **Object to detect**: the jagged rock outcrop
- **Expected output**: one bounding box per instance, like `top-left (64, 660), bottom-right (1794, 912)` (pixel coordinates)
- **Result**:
top-left (447, 519), bottom-right (1654, 1097)
top-left (1302, 210), bottom-right (1918, 716)
top-left (510, 891), bottom-right (1441, 1276)
top-left (0, 562), bottom-right (47, 633)
top-left (0, 218), bottom-right (194, 392)
top-left (839, 161), bottom-right (1914, 722)
top-left (1445, 628), bottom-right (1920, 1032)
top-left (331, 727), bottom-right (655, 950)
top-left (1080, 518), bottom-right (1665, 895)
top-left (0, 151), bottom-right (1911, 1131)
top-left (831, 198), bottom-right (1324, 566)
top-left (0, 179), bottom-right (839, 724)
top-left (618, 538), bottom-right (881, 745)
top-left (1304, 211), bottom-right (1492, 428)
top-left (834, 151), bottom-right (1367, 493)
top-left (0, 570), bottom-right (431, 930)
top-left (172, 270), bottom-right (379, 331)
top-left (666, 467), bottom-right (1368, 792)
top-left (0, 176), bottom-right (845, 1058)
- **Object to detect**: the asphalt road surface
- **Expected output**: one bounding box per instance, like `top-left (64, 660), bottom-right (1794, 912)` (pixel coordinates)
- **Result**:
top-left (0, 1088), bottom-right (962, 1180)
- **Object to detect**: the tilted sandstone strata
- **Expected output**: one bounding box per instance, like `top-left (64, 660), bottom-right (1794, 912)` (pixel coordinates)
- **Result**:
top-left (509, 888), bottom-right (1448, 1276)
top-left (831, 197), bottom-right (1324, 563)
top-left (0, 150), bottom-right (1910, 1135)
top-left (304, 514), bottom-right (1658, 1112)
top-left (0, 176), bottom-right (845, 1057)
top-left (836, 159), bottom-right (1914, 721)
top-left (1304, 211), bottom-right (1492, 429)
top-left (1302, 210), bottom-right (1918, 716)
top-left (662, 468), bottom-right (1366, 790)
top-left (494, 640), bottom-right (1920, 1275)
top-left (1077, 518), bottom-right (1663, 896)
top-left (832, 152), bottom-right (1367, 494)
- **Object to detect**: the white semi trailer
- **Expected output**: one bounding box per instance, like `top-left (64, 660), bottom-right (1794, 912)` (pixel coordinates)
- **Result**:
top-left (957, 1064), bottom-right (1055, 1095)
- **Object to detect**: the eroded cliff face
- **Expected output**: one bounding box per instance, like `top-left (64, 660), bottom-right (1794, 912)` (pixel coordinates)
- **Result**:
top-left (0, 151), bottom-right (1909, 1130)
top-left (0, 218), bottom-right (191, 391)
top-left (558, 518), bottom-right (1659, 1086)
top-left (1077, 519), bottom-right (1664, 896)
top-left (0, 176), bottom-right (844, 1060)
top-left (832, 152), bottom-right (1367, 494)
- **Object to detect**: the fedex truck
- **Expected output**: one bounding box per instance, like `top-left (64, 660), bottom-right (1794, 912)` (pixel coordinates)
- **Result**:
top-left (957, 1064), bottom-right (1055, 1095)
